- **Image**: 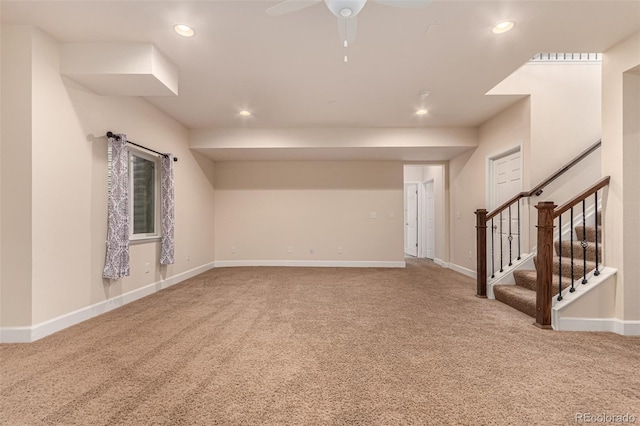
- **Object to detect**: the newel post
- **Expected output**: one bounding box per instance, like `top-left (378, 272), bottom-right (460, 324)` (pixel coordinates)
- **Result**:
top-left (475, 209), bottom-right (488, 298)
top-left (534, 201), bottom-right (557, 329)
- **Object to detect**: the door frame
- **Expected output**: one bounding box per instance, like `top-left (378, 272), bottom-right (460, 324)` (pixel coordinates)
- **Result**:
top-left (486, 143), bottom-right (523, 210)
top-left (403, 164), bottom-right (444, 261)
top-left (422, 179), bottom-right (435, 259)
top-left (404, 182), bottom-right (420, 256)
top-left (485, 142), bottom-right (526, 267)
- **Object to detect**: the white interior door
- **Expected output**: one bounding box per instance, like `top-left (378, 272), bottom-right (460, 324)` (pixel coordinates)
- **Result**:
top-left (425, 181), bottom-right (435, 260)
top-left (404, 183), bottom-right (418, 257)
top-left (491, 149), bottom-right (522, 270)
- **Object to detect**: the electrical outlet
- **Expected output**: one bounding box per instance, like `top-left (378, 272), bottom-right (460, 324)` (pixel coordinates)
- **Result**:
top-left (338, 247), bottom-right (343, 254)
top-left (310, 248), bottom-right (315, 254)
top-left (187, 254), bottom-right (190, 262)
top-left (145, 263), bottom-right (150, 273)
top-left (287, 247), bottom-right (293, 253)
top-left (369, 212), bottom-right (377, 219)
top-left (231, 246), bottom-right (236, 254)
top-left (468, 250), bottom-right (472, 260)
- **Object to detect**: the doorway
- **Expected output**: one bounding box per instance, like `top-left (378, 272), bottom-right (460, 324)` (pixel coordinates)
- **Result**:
top-left (403, 165), bottom-right (442, 261)
top-left (424, 180), bottom-right (435, 260)
top-left (488, 146), bottom-right (523, 267)
top-left (489, 148), bottom-right (522, 210)
top-left (404, 183), bottom-right (419, 257)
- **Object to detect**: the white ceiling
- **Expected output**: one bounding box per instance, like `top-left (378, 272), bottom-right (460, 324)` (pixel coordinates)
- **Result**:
top-left (2, 0), bottom-right (639, 159)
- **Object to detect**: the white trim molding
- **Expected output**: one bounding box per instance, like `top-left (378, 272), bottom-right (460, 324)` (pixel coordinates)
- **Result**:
top-left (0, 261), bottom-right (216, 343)
top-left (214, 260), bottom-right (406, 269)
top-left (447, 263), bottom-right (477, 279)
top-left (551, 267), bottom-right (640, 335)
top-left (554, 318), bottom-right (640, 336)
top-left (434, 258), bottom-right (449, 268)
top-left (485, 142), bottom-right (523, 209)
top-left (530, 53), bottom-right (602, 62)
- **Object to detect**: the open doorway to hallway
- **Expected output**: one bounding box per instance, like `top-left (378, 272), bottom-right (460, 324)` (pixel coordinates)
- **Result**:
top-left (403, 165), bottom-right (445, 262)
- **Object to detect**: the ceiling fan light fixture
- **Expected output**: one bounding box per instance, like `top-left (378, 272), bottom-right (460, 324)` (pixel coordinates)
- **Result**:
top-left (325, 0), bottom-right (367, 18)
top-left (416, 109), bottom-right (428, 116)
top-left (492, 21), bottom-right (515, 34)
top-left (239, 110), bottom-right (252, 117)
top-left (173, 24), bottom-right (195, 37)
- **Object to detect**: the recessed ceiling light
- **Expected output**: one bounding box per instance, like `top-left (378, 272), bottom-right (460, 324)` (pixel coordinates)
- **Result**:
top-left (492, 21), bottom-right (515, 34)
top-left (174, 24), bottom-right (195, 37)
top-left (239, 110), bottom-right (251, 117)
top-left (416, 109), bottom-right (428, 116)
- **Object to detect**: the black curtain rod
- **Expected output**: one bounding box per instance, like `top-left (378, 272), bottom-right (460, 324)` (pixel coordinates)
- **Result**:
top-left (106, 131), bottom-right (178, 162)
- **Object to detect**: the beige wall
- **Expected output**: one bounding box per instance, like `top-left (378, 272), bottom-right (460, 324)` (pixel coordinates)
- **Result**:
top-left (489, 61), bottom-right (602, 184)
top-left (450, 97), bottom-right (531, 272)
top-left (191, 127), bottom-right (478, 150)
top-left (214, 161), bottom-right (404, 263)
top-left (450, 60), bottom-right (603, 273)
top-left (1, 26), bottom-right (34, 326)
top-left (1, 26), bottom-right (216, 328)
top-left (602, 31), bottom-right (640, 321)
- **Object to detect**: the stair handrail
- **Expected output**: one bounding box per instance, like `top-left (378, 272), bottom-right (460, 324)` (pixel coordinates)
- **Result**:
top-left (476, 139), bottom-right (602, 298)
top-left (534, 176), bottom-right (610, 329)
top-left (553, 176), bottom-right (610, 218)
top-left (485, 139), bottom-right (601, 221)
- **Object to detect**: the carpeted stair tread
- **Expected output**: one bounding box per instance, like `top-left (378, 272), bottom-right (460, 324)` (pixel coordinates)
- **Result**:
top-left (493, 284), bottom-right (536, 317)
top-left (493, 214), bottom-right (604, 318)
top-left (512, 269), bottom-right (572, 294)
top-left (553, 255), bottom-right (597, 280)
top-left (574, 225), bottom-right (602, 242)
top-left (513, 270), bottom-right (538, 291)
top-left (533, 255), bottom-right (597, 280)
top-left (555, 240), bottom-right (601, 262)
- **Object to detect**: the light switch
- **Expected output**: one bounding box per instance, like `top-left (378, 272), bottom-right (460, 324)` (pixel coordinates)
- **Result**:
top-left (369, 212), bottom-right (377, 219)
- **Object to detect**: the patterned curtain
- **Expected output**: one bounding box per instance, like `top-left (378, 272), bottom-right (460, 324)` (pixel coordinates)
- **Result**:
top-left (103, 134), bottom-right (130, 279)
top-left (160, 154), bottom-right (175, 265)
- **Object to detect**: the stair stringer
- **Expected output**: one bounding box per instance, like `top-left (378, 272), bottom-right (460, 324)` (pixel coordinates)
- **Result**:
top-left (551, 266), bottom-right (617, 331)
top-left (487, 253), bottom-right (535, 299)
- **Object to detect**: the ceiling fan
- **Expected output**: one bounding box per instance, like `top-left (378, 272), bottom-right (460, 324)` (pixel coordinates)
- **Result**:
top-left (266, 0), bottom-right (430, 46)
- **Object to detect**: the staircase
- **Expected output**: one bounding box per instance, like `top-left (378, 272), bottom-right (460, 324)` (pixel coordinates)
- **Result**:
top-left (493, 212), bottom-right (601, 318)
top-left (475, 140), bottom-right (610, 328)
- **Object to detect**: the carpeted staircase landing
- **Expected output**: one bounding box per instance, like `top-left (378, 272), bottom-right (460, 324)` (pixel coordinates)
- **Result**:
top-left (493, 214), bottom-right (601, 317)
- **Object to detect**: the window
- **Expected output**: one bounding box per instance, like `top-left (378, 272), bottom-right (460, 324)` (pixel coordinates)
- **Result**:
top-left (129, 150), bottom-right (161, 240)
top-left (107, 145), bottom-right (161, 242)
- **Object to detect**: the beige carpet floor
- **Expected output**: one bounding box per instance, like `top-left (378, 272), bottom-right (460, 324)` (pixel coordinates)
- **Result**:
top-left (1, 259), bottom-right (639, 425)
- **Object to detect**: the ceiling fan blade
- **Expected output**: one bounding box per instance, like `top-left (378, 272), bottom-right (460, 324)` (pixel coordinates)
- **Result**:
top-left (373, 0), bottom-right (431, 8)
top-left (266, 0), bottom-right (321, 16)
top-left (337, 16), bottom-right (358, 45)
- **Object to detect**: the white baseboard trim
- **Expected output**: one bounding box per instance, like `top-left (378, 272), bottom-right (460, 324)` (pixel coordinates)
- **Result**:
top-left (555, 318), bottom-right (640, 336)
top-left (214, 260), bottom-right (406, 268)
top-left (447, 263), bottom-right (477, 279)
top-left (434, 258), bottom-right (449, 268)
top-left (0, 261), bottom-right (216, 344)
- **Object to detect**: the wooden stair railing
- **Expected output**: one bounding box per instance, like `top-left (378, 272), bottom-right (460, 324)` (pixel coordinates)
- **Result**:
top-left (475, 139), bottom-right (602, 299)
top-left (534, 176), bottom-right (610, 328)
